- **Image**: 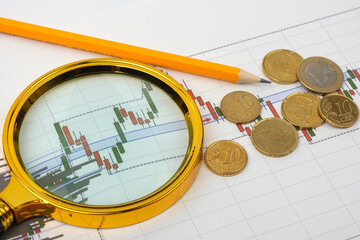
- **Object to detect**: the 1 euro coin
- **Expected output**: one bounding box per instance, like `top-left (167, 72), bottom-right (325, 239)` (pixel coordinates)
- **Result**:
top-left (297, 57), bottom-right (343, 93)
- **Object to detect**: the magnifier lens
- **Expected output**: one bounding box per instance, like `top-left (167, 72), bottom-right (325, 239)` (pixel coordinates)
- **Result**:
top-left (18, 72), bottom-right (189, 205)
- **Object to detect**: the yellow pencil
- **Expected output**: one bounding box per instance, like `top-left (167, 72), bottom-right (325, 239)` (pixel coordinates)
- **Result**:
top-left (0, 17), bottom-right (270, 84)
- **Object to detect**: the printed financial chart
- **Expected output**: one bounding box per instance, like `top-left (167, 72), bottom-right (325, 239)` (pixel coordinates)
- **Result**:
top-left (17, 73), bottom-right (189, 206)
top-left (1, 5), bottom-right (360, 240)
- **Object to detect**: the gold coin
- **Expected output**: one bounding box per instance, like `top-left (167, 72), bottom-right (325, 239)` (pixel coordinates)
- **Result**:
top-left (319, 93), bottom-right (359, 128)
top-left (262, 49), bottom-right (303, 84)
top-left (204, 140), bottom-right (247, 177)
top-left (281, 92), bottom-right (324, 128)
top-left (297, 56), bottom-right (344, 93)
top-left (220, 91), bottom-right (261, 123)
top-left (251, 118), bottom-right (298, 157)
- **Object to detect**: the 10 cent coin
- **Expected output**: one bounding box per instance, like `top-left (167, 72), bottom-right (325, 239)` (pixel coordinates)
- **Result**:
top-left (319, 93), bottom-right (359, 128)
top-left (220, 91), bottom-right (261, 123)
top-left (204, 140), bottom-right (247, 176)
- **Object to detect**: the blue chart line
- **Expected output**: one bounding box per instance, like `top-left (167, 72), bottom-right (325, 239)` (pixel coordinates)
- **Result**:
top-left (11, 67), bottom-right (360, 207)
top-left (30, 119), bottom-right (188, 176)
top-left (19, 77), bottom-right (195, 206)
top-left (20, 67), bottom-right (360, 176)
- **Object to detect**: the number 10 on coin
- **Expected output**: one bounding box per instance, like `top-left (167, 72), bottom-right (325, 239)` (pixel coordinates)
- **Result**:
top-left (204, 140), bottom-right (247, 177)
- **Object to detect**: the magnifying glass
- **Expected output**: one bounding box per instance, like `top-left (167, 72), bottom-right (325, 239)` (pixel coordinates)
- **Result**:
top-left (0, 58), bottom-right (203, 231)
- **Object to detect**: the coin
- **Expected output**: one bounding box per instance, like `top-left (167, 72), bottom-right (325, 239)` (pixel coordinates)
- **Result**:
top-left (281, 92), bottom-right (324, 128)
top-left (220, 91), bottom-right (261, 123)
top-left (297, 56), bottom-right (343, 93)
top-left (319, 93), bottom-right (359, 128)
top-left (204, 140), bottom-right (247, 176)
top-left (251, 118), bottom-right (298, 157)
top-left (262, 49), bottom-right (303, 84)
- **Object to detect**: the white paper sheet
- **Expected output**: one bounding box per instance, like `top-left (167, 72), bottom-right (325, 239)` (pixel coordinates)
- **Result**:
top-left (1, 1), bottom-right (360, 239)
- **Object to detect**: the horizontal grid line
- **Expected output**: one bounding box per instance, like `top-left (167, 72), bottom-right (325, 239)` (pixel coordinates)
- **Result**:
top-left (184, 159), bottom-right (360, 207)
top-left (2, 4), bottom-right (360, 240)
top-left (188, 6), bottom-right (360, 57)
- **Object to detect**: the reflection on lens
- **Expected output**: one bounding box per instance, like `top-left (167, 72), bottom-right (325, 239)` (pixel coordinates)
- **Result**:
top-left (19, 74), bottom-right (189, 206)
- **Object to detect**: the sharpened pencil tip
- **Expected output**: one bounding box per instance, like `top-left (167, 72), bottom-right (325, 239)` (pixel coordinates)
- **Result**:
top-left (260, 78), bottom-right (271, 84)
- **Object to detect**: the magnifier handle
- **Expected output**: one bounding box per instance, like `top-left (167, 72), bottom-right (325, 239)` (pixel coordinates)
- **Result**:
top-left (0, 199), bottom-right (14, 232)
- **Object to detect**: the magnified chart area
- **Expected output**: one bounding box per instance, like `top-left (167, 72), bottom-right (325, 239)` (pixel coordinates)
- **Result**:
top-left (18, 73), bottom-right (189, 205)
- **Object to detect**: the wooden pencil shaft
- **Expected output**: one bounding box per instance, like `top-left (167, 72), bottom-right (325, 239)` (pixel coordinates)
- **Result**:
top-left (0, 17), bottom-right (241, 82)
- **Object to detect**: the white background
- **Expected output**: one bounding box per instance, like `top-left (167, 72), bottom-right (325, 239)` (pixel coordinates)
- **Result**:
top-left (1, 0), bottom-right (360, 239)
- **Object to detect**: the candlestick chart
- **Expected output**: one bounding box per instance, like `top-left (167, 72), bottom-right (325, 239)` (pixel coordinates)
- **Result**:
top-left (18, 74), bottom-right (189, 205)
top-left (189, 68), bottom-right (360, 144)
top-left (4, 66), bottom-right (360, 240)
top-left (3, 4), bottom-right (360, 239)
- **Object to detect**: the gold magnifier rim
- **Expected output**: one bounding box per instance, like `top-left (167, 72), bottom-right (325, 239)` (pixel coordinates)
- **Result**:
top-left (2, 58), bottom-right (203, 228)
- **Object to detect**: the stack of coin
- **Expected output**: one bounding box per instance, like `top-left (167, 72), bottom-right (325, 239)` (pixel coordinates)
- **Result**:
top-left (262, 49), bottom-right (360, 127)
top-left (205, 50), bottom-right (360, 176)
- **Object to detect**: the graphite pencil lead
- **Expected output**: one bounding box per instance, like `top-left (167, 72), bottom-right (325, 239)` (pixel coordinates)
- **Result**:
top-left (260, 78), bottom-right (272, 84)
